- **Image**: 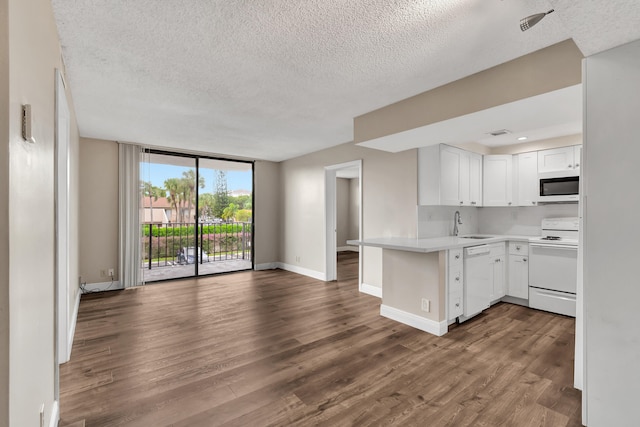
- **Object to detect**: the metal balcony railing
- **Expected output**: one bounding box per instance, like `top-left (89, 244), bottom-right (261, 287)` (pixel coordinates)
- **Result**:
top-left (142, 222), bottom-right (252, 270)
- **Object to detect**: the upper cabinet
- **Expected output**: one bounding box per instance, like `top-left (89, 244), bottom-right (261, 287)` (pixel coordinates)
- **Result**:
top-left (515, 152), bottom-right (539, 206)
top-left (418, 145), bottom-right (483, 206)
top-left (483, 155), bottom-right (513, 206)
top-left (537, 145), bottom-right (581, 174)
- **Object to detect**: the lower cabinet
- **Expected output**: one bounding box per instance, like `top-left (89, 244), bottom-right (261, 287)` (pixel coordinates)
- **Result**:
top-left (507, 242), bottom-right (529, 299)
top-left (488, 243), bottom-right (506, 302)
top-left (448, 248), bottom-right (464, 320)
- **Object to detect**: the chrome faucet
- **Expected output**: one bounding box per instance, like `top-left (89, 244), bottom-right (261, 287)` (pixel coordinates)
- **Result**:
top-left (453, 210), bottom-right (462, 236)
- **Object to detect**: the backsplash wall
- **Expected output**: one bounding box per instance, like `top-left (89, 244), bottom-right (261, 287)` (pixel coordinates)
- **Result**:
top-left (417, 204), bottom-right (579, 238)
top-left (417, 206), bottom-right (479, 238)
top-left (478, 204), bottom-right (579, 236)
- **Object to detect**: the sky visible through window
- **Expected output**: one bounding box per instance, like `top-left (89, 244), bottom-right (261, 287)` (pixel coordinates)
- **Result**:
top-left (142, 162), bottom-right (252, 194)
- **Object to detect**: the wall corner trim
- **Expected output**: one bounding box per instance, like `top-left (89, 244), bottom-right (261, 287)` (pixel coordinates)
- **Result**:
top-left (360, 283), bottom-right (382, 298)
top-left (65, 291), bottom-right (82, 363)
top-left (380, 304), bottom-right (448, 336)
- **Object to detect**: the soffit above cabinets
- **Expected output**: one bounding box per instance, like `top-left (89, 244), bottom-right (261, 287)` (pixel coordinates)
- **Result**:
top-left (357, 84), bottom-right (582, 153)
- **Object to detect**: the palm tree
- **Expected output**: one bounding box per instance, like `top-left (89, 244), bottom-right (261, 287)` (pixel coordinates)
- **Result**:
top-left (164, 178), bottom-right (182, 223)
top-left (181, 169), bottom-right (205, 223)
top-left (142, 181), bottom-right (165, 224)
top-left (222, 203), bottom-right (238, 222)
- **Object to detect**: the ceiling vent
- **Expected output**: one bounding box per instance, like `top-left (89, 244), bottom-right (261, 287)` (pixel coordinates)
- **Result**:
top-left (487, 129), bottom-right (511, 136)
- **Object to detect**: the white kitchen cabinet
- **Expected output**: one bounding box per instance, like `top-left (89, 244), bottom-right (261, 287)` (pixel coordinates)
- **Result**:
top-left (507, 242), bottom-right (529, 299)
top-left (488, 243), bottom-right (506, 302)
top-left (418, 145), bottom-right (483, 206)
top-left (469, 152), bottom-right (483, 206)
top-left (447, 248), bottom-right (464, 320)
top-left (483, 155), bottom-right (513, 206)
top-left (537, 145), bottom-right (582, 174)
top-left (515, 152), bottom-right (539, 206)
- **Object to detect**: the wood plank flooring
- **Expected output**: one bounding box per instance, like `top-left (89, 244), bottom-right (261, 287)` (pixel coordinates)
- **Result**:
top-left (60, 252), bottom-right (582, 426)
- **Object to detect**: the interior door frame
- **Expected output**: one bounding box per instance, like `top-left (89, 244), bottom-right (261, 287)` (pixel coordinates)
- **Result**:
top-left (55, 69), bottom-right (71, 379)
top-left (324, 160), bottom-right (362, 285)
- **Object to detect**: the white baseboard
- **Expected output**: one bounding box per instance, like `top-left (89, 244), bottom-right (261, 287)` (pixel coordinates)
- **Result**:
top-left (337, 246), bottom-right (359, 252)
top-left (66, 290), bottom-right (81, 360)
top-left (50, 400), bottom-right (59, 427)
top-left (277, 262), bottom-right (326, 281)
top-left (380, 304), bottom-right (448, 336)
top-left (255, 262), bottom-right (279, 271)
top-left (83, 280), bottom-right (123, 293)
top-left (360, 282), bottom-right (382, 298)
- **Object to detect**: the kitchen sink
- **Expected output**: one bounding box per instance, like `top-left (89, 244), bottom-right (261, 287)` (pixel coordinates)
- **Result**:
top-left (459, 235), bottom-right (492, 239)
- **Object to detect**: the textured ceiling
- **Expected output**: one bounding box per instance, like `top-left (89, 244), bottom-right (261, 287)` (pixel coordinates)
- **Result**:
top-left (51, 0), bottom-right (640, 161)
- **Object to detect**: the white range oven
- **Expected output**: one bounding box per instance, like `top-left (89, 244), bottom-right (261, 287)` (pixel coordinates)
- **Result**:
top-left (528, 217), bottom-right (579, 317)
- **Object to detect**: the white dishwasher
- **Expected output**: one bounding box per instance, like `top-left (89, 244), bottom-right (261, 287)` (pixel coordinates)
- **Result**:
top-left (461, 244), bottom-right (491, 322)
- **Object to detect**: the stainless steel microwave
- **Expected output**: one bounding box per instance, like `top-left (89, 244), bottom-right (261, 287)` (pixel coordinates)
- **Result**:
top-left (539, 173), bottom-right (579, 202)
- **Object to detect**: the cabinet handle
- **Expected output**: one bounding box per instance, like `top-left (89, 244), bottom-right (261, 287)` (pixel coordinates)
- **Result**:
top-left (523, 258), bottom-right (527, 262)
top-left (460, 201), bottom-right (464, 205)
top-left (455, 303), bottom-right (460, 307)
top-left (455, 276), bottom-right (460, 282)
top-left (532, 201), bottom-right (536, 205)
top-left (568, 164), bottom-right (573, 168)
top-left (516, 246), bottom-right (521, 250)
top-left (471, 201), bottom-right (476, 205)
top-left (455, 254), bottom-right (460, 259)
top-left (508, 202), bottom-right (512, 205)
top-left (575, 163), bottom-right (580, 168)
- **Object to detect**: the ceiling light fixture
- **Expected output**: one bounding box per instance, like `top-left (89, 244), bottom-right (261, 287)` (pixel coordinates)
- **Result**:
top-left (520, 9), bottom-right (554, 32)
top-left (517, 136), bottom-right (528, 141)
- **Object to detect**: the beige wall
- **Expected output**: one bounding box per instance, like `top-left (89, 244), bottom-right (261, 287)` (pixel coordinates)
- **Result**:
top-left (5, 0), bottom-right (80, 425)
top-left (0, 0), bottom-right (9, 425)
top-left (349, 178), bottom-right (360, 242)
top-left (336, 178), bottom-right (350, 247)
top-left (79, 138), bottom-right (119, 284)
top-left (279, 141), bottom-right (417, 287)
top-left (354, 39), bottom-right (583, 144)
top-left (253, 160), bottom-right (280, 266)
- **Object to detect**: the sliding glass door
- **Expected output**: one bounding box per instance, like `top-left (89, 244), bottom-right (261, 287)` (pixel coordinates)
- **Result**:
top-left (140, 151), bottom-right (253, 282)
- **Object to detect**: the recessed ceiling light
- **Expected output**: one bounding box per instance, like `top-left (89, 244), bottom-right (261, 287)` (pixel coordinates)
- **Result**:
top-left (517, 136), bottom-right (528, 141)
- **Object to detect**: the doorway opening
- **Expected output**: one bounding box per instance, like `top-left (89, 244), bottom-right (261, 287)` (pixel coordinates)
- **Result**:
top-left (325, 160), bottom-right (362, 287)
top-left (140, 150), bottom-right (254, 282)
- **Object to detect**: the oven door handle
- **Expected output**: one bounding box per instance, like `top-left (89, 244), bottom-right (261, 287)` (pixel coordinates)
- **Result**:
top-left (530, 243), bottom-right (578, 250)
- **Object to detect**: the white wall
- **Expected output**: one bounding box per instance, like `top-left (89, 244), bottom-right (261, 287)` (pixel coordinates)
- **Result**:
top-left (5, 0), bottom-right (80, 425)
top-left (477, 204), bottom-right (579, 236)
top-left (417, 206), bottom-right (479, 238)
top-left (348, 178), bottom-right (360, 242)
top-left (583, 38), bottom-right (640, 426)
top-left (254, 160), bottom-right (280, 266)
top-left (0, 1), bottom-right (10, 425)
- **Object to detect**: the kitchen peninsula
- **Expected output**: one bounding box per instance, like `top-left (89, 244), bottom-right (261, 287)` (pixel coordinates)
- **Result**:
top-left (348, 235), bottom-right (531, 336)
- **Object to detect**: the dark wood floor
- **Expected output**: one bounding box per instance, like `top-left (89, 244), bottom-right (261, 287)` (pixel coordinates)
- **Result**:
top-left (60, 252), bottom-right (582, 426)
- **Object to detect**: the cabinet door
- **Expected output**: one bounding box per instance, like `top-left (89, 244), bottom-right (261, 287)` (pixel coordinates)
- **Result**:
top-left (573, 145), bottom-right (582, 174)
top-left (483, 155), bottom-right (513, 206)
top-left (538, 146), bottom-right (576, 173)
top-left (516, 152), bottom-right (539, 206)
top-left (440, 146), bottom-right (463, 206)
top-left (469, 153), bottom-right (483, 206)
top-left (508, 256), bottom-right (529, 299)
top-left (459, 150), bottom-right (471, 206)
top-left (490, 256), bottom-right (506, 301)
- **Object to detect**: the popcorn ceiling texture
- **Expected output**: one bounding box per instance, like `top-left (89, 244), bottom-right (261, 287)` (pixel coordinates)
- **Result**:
top-left (51, 0), bottom-right (640, 161)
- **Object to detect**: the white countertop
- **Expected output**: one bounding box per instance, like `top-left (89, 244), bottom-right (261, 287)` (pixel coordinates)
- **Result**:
top-left (347, 234), bottom-right (533, 254)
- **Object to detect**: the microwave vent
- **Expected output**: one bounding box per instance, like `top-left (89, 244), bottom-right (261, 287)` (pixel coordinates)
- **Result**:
top-left (487, 129), bottom-right (511, 136)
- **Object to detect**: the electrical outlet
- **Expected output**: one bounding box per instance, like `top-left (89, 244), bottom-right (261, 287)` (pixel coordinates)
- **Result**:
top-left (108, 268), bottom-right (115, 278)
top-left (421, 298), bottom-right (430, 312)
